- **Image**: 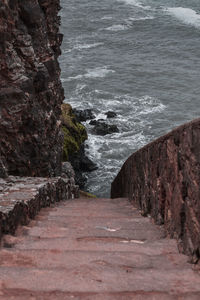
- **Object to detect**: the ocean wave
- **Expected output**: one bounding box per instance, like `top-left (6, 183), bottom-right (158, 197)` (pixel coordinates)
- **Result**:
top-left (105, 16), bottom-right (153, 31)
top-left (105, 24), bottom-right (129, 31)
top-left (67, 67), bottom-right (115, 81)
top-left (73, 42), bottom-right (104, 51)
top-left (117, 0), bottom-right (151, 10)
top-left (166, 7), bottom-right (200, 28)
top-left (63, 42), bottom-right (104, 54)
top-left (101, 16), bottom-right (113, 20)
top-left (127, 15), bottom-right (154, 24)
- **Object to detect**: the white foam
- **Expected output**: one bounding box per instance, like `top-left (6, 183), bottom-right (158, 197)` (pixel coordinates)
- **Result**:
top-left (166, 7), bottom-right (200, 28)
top-left (84, 67), bottom-right (115, 78)
top-left (117, 0), bottom-right (151, 10)
top-left (73, 42), bottom-right (104, 51)
top-left (101, 16), bottom-right (113, 20)
top-left (137, 95), bottom-right (166, 115)
top-left (67, 67), bottom-right (115, 81)
top-left (105, 24), bottom-right (129, 31)
top-left (63, 42), bottom-right (104, 54)
top-left (127, 15), bottom-right (154, 23)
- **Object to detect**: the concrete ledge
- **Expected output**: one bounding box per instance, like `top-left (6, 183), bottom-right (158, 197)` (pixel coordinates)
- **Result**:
top-left (0, 176), bottom-right (76, 240)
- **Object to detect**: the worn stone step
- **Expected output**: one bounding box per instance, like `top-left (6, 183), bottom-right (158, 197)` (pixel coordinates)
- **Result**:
top-left (0, 197), bottom-right (200, 299)
top-left (1, 291), bottom-right (200, 300)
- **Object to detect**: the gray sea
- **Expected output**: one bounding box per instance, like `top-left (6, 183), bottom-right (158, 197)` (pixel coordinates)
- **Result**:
top-left (59, 0), bottom-right (200, 197)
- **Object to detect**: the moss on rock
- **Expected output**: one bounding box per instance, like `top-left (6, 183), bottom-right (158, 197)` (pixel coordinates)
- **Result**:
top-left (79, 190), bottom-right (97, 198)
top-left (61, 103), bottom-right (87, 161)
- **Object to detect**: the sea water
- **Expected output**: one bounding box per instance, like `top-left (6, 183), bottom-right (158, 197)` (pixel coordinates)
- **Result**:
top-left (59, 0), bottom-right (200, 197)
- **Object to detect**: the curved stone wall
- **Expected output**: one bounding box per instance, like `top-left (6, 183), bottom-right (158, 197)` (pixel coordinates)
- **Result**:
top-left (111, 118), bottom-right (200, 262)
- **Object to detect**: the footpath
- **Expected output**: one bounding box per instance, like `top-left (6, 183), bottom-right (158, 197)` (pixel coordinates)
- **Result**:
top-left (0, 197), bottom-right (200, 299)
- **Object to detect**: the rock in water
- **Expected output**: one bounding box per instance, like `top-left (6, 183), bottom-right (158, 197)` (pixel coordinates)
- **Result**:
top-left (73, 109), bottom-right (96, 122)
top-left (92, 122), bottom-right (119, 136)
top-left (61, 104), bottom-right (97, 188)
top-left (105, 111), bottom-right (117, 118)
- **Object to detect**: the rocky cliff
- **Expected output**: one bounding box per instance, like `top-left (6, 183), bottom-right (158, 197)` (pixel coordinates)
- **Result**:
top-left (0, 0), bottom-right (63, 177)
top-left (111, 118), bottom-right (200, 263)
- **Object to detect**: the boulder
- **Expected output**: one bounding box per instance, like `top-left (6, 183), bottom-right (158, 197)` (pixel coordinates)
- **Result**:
top-left (92, 122), bottom-right (119, 136)
top-left (73, 109), bottom-right (95, 122)
top-left (105, 111), bottom-right (117, 118)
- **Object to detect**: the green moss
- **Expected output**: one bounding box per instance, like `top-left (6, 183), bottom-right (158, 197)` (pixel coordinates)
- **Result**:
top-left (62, 126), bottom-right (79, 161)
top-left (61, 103), bottom-right (88, 161)
top-left (79, 190), bottom-right (97, 198)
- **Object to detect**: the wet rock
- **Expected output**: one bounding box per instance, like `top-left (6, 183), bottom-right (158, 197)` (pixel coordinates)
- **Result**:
top-left (92, 122), bottom-right (119, 136)
top-left (61, 104), bottom-right (97, 189)
top-left (105, 111), bottom-right (117, 118)
top-left (80, 154), bottom-right (98, 172)
top-left (73, 109), bottom-right (95, 122)
top-left (69, 145), bottom-right (98, 188)
top-left (89, 120), bottom-right (98, 126)
top-left (89, 119), bottom-right (104, 126)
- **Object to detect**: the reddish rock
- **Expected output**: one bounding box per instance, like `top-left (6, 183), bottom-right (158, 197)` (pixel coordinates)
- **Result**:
top-left (0, 0), bottom-right (63, 177)
top-left (111, 118), bottom-right (200, 262)
top-left (0, 175), bottom-right (77, 241)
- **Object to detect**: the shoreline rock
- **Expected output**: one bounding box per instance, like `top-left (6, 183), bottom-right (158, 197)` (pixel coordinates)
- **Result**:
top-left (73, 109), bottom-right (95, 122)
top-left (61, 103), bottom-right (98, 188)
top-left (105, 111), bottom-right (117, 118)
top-left (91, 121), bottom-right (119, 136)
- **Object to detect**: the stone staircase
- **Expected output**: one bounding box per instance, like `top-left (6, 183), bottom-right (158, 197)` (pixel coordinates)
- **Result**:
top-left (0, 197), bottom-right (200, 299)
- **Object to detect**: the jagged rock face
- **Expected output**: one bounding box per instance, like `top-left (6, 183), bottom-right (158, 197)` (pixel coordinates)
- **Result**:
top-left (0, 0), bottom-right (64, 177)
top-left (111, 118), bottom-right (200, 262)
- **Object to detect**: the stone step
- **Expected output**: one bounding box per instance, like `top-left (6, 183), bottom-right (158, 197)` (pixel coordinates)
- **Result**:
top-left (0, 197), bottom-right (200, 299)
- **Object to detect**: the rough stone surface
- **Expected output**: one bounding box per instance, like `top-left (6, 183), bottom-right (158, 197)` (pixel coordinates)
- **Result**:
top-left (105, 111), bottom-right (117, 118)
top-left (111, 118), bottom-right (200, 262)
top-left (92, 121), bottom-right (119, 136)
top-left (73, 109), bottom-right (95, 122)
top-left (0, 156), bottom-right (8, 179)
top-left (0, 197), bottom-right (200, 299)
top-left (0, 176), bottom-right (77, 240)
top-left (0, 0), bottom-right (63, 177)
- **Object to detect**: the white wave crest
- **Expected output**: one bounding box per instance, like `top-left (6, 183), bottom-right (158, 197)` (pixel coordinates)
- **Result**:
top-left (166, 7), bottom-right (200, 28)
top-left (117, 0), bottom-right (151, 10)
top-left (74, 42), bottom-right (104, 51)
top-left (127, 15), bottom-right (154, 24)
top-left (105, 24), bottom-right (129, 31)
top-left (67, 67), bottom-right (115, 81)
top-left (101, 16), bottom-right (113, 20)
top-left (63, 42), bottom-right (104, 54)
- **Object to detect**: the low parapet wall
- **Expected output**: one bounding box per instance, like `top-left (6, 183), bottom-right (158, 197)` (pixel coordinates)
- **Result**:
top-left (111, 118), bottom-right (200, 262)
top-left (0, 176), bottom-right (78, 241)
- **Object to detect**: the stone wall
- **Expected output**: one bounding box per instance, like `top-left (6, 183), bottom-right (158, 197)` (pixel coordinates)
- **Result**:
top-left (111, 118), bottom-right (200, 262)
top-left (0, 0), bottom-right (63, 177)
top-left (0, 176), bottom-right (78, 240)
